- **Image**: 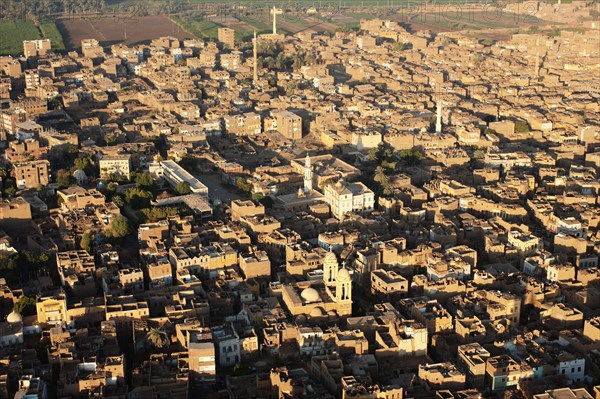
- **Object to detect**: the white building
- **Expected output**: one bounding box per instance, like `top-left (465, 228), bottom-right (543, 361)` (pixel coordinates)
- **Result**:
top-left (557, 355), bottom-right (585, 383)
top-left (324, 180), bottom-right (374, 220)
top-left (556, 217), bottom-right (583, 237)
top-left (159, 160), bottom-right (209, 197)
top-left (99, 155), bottom-right (131, 179)
top-left (298, 326), bottom-right (326, 356)
top-left (211, 324), bottom-right (240, 367)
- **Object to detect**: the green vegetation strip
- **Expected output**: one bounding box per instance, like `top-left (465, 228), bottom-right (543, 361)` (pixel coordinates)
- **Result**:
top-left (40, 20), bottom-right (67, 51)
top-left (0, 19), bottom-right (66, 55)
top-left (0, 20), bottom-right (41, 55)
top-left (170, 16), bottom-right (221, 39)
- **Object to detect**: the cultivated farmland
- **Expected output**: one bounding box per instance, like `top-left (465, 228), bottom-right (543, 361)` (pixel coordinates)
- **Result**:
top-left (0, 20), bottom-right (66, 55)
top-left (56, 16), bottom-right (194, 50)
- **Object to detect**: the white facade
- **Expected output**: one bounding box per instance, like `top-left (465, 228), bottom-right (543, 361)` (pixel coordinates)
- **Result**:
top-left (558, 357), bottom-right (585, 383)
top-left (0, 322), bottom-right (23, 348)
top-left (324, 180), bottom-right (374, 220)
top-left (212, 324), bottom-right (240, 367)
top-left (298, 327), bottom-right (325, 356)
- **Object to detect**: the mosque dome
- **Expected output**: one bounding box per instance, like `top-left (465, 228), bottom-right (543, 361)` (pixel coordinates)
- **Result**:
top-left (337, 267), bottom-right (351, 281)
top-left (72, 169), bottom-right (87, 181)
top-left (300, 287), bottom-right (320, 303)
top-left (309, 307), bottom-right (325, 317)
top-left (7, 310), bottom-right (22, 324)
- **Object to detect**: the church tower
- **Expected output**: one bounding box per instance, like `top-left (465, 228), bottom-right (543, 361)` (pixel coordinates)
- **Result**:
top-left (323, 251), bottom-right (338, 285)
top-left (336, 267), bottom-right (352, 302)
top-left (304, 153), bottom-right (313, 193)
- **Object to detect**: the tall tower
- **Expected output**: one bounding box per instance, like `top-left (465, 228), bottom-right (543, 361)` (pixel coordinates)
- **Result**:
top-left (336, 267), bottom-right (352, 302)
top-left (435, 100), bottom-right (443, 134)
top-left (323, 251), bottom-right (338, 285)
top-left (304, 153), bottom-right (313, 193)
top-left (534, 39), bottom-right (540, 78)
top-left (253, 31), bottom-right (258, 85)
top-left (271, 7), bottom-right (283, 35)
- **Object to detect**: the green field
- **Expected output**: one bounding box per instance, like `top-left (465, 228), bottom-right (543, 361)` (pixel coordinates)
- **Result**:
top-left (40, 21), bottom-right (67, 51)
top-left (0, 20), bottom-right (41, 55)
top-left (170, 16), bottom-right (221, 39)
top-left (0, 19), bottom-right (66, 55)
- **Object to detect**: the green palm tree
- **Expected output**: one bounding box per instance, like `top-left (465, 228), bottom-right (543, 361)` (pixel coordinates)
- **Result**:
top-left (146, 328), bottom-right (169, 349)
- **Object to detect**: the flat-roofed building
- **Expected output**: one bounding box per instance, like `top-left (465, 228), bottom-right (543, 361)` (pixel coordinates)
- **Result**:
top-left (159, 160), bottom-right (209, 197)
top-left (224, 112), bottom-right (261, 136)
top-left (99, 154), bottom-right (131, 179)
top-left (211, 324), bottom-right (240, 367)
top-left (371, 269), bottom-right (408, 301)
top-left (218, 28), bottom-right (235, 48)
top-left (188, 330), bottom-right (216, 385)
top-left (533, 388), bottom-right (593, 399)
top-left (270, 110), bottom-right (302, 140)
top-left (485, 355), bottom-right (521, 392)
top-left (13, 160), bottom-right (50, 189)
top-left (57, 187), bottom-right (105, 210)
top-left (418, 362), bottom-right (466, 391)
top-left (457, 343), bottom-right (490, 389)
top-left (0, 197), bottom-right (32, 230)
top-left (23, 39), bottom-right (51, 58)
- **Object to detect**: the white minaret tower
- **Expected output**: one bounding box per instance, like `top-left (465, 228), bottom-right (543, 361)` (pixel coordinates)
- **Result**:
top-left (253, 30), bottom-right (258, 85)
top-left (534, 38), bottom-right (541, 78)
top-left (304, 153), bottom-right (313, 193)
top-left (271, 7), bottom-right (283, 35)
top-left (435, 100), bottom-right (443, 134)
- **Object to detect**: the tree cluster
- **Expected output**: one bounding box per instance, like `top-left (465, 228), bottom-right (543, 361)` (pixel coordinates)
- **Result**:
top-left (125, 187), bottom-right (153, 209)
top-left (13, 296), bottom-right (36, 316)
top-left (140, 207), bottom-right (187, 223)
top-left (399, 148), bottom-right (423, 166)
top-left (235, 177), bottom-right (252, 193)
top-left (367, 143), bottom-right (400, 196)
top-left (1, 0), bottom-right (107, 21)
top-left (104, 216), bottom-right (130, 240)
top-left (0, 251), bottom-right (52, 285)
top-left (257, 42), bottom-right (319, 72)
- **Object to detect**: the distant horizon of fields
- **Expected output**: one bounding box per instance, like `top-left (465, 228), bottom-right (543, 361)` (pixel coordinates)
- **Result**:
top-left (0, 0), bottom-right (556, 55)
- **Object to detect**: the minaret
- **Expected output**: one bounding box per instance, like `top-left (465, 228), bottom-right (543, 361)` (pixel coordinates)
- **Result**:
top-left (304, 153), bottom-right (313, 193)
top-left (435, 100), bottom-right (443, 134)
top-left (253, 30), bottom-right (258, 85)
top-left (534, 39), bottom-right (540, 78)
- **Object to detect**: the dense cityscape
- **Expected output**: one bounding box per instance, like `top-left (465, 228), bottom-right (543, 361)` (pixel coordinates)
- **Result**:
top-left (0, 1), bottom-right (599, 398)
